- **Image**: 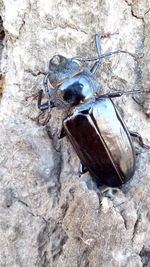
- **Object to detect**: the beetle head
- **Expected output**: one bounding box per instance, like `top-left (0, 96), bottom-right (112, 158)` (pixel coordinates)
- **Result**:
top-left (48, 55), bottom-right (81, 88)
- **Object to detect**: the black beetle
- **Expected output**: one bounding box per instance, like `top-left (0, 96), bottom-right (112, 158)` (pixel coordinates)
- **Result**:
top-left (37, 33), bottom-right (150, 187)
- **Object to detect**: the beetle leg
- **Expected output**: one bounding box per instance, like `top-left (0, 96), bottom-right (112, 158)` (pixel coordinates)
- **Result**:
top-left (43, 72), bottom-right (52, 94)
top-left (37, 72), bottom-right (53, 108)
top-left (90, 34), bottom-right (102, 73)
top-left (37, 100), bottom-right (55, 125)
top-left (37, 89), bottom-right (49, 110)
top-left (58, 126), bottom-right (66, 139)
top-left (26, 93), bottom-right (39, 101)
top-left (98, 88), bottom-right (150, 99)
top-left (98, 90), bottom-right (139, 99)
top-left (37, 89), bottom-right (55, 110)
top-left (98, 91), bottom-right (124, 99)
top-left (101, 187), bottom-right (120, 198)
top-left (39, 101), bottom-right (55, 111)
top-left (37, 89), bottom-right (44, 108)
top-left (37, 71), bottom-right (56, 125)
top-left (37, 89), bottom-right (55, 125)
top-left (91, 32), bottom-right (119, 74)
top-left (79, 162), bottom-right (88, 174)
top-left (129, 131), bottom-right (150, 149)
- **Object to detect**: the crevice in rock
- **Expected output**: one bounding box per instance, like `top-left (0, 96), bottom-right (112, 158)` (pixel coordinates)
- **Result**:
top-left (124, 0), bottom-right (145, 51)
top-left (18, 0), bottom-right (32, 37)
top-left (124, 1), bottom-right (145, 31)
top-left (145, 8), bottom-right (150, 15)
top-left (15, 198), bottom-right (30, 208)
top-left (46, 126), bottom-right (62, 206)
top-left (124, 0), bottom-right (145, 39)
top-left (0, 16), bottom-right (5, 101)
top-left (131, 9), bottom-right (144, 20)
top-left (76, 244), bottom-right (92, 267)
top-left (37, 218), bottom-right (68, 266)
top-left (124, 0), bottom-right (147, 113)
top-left (132, 214), bottom-right (141, 242)
top-left (18, 17), bottom-right (26, 37)
top-left (139, 246), bottom-right (150, 266)
top-left (77, 249), bottom-right (90, 267)
top-left (12, 196), bottom-right (49, 224)
top-left (124, 0), bottom-right (144, 19)
top-left (120, 210), bottom-right (128, 230)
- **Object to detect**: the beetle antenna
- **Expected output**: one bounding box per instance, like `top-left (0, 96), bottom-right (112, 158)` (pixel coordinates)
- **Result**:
top-left (71, 50), bottom-right (137, 62)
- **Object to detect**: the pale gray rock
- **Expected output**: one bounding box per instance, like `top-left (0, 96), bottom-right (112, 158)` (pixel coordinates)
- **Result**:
top-left (0, 0), bottom-right (150, 266)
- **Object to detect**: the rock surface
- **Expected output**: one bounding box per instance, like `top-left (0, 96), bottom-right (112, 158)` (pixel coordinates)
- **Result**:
top-left (0, 0), bottom-right (150, 266)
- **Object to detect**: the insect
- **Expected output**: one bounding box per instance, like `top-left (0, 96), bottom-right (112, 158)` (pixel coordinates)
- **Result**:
top-left (37, 33), bottom-right (150, 187)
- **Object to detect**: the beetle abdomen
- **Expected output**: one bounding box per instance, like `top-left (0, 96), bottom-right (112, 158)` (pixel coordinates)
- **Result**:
top-left (63, 98), bottom-right (135, 187)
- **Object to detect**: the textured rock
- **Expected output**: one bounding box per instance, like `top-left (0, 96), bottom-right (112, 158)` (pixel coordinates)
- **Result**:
top-left (0, 0), bottom-right (150, 266)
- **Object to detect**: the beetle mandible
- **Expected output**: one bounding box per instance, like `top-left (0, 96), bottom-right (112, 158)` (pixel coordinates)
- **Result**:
top-left (37, 33), bottom-right (150, 187)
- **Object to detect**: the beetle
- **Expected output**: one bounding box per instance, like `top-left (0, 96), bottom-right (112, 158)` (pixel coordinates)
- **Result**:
top-left (37, 33), bottom-right (150, 187)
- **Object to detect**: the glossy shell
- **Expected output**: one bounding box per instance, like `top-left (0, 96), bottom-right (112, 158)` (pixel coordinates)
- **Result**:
top-left (63, 97), bottom-right (135, 186)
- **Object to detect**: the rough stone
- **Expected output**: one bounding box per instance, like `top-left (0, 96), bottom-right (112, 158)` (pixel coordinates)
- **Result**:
top-left (0, 0), bottom-right (150, 266)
